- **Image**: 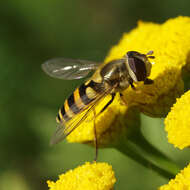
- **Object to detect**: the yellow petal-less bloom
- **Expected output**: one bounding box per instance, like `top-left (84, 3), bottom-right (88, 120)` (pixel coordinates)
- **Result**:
top-left (138, 77), bottom-right (184, 117)
top-left (47, 162), bottom-right (116, 190)
top-left (67, 16), bottom-right (190, 144)
top-left (105, 16), bottom-right (190, 115)
top-left (165, 90), bottom-right (190, 149)
top-left (158, 164), bottom-right (190, 190)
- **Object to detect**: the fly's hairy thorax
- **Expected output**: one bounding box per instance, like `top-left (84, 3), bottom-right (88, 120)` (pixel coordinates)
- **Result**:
top-left (99, 59), bottom-right (130, 92)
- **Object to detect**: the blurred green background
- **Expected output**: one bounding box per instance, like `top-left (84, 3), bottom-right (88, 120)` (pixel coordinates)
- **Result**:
top-left (1, 1), bottom-right (190, 189)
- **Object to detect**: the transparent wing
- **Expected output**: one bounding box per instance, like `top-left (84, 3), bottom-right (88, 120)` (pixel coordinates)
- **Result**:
top-left (42, 58), bottom-right (100, 80)
top-left (50, 106), bottom-right (93, 145)
top-left (50, 86), bottom-right (114, 145)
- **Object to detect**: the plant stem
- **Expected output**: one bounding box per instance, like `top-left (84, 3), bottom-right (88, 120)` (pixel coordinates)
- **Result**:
top-left (115, 135), bottom-right (179, 179)
top-left (129, 130), bottom-right (180, 176)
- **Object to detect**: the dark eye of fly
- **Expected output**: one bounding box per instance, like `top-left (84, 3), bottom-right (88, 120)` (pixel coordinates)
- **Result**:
top-left (128, 57), bottom-right (147, 81)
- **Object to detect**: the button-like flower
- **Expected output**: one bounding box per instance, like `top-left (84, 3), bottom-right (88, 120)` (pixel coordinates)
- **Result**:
top-left (105, 16), bottom-right (190, 117)
top-left (158, 163), bottom-right (190, 190)
top-left (47, 162), bottom-right (116, 190)
top-left (165, 90), bottom-right (190, 149)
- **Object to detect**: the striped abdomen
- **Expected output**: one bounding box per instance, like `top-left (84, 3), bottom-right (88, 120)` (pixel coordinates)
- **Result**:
top-left (56, 80), bottom-right (104, 123)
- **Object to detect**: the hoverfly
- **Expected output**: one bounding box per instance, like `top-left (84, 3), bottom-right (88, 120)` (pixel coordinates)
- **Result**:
top-left (42, 50), bottom-right (155, 160)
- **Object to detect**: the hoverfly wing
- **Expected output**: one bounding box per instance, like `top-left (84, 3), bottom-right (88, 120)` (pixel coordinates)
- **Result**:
top-left (42, 58), bottom-right (100, 80)
top-left (50, 85), bottom-right (114, 145)
top-left (50, 107), bottom-right (92, 145)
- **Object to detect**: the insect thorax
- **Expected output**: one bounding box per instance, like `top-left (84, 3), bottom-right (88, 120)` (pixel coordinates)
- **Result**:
top-left (100, 59), bottom-right (130, 92)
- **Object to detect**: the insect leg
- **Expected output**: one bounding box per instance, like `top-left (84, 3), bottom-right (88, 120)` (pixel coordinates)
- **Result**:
top-left (130, 78), bottom-right (154, 96)
top-left (120, 92), bottom-right (146, 106)
top-left (120, 93), bottom-right (128, 106)
top-left (129, 80), bottom-right (136, 90)
top-left (128, 77), bottom-right (139, 90)
top-left (120, 92), bottom-right (145, 106)
top-left (93, 108), bottom-right (98, 161)
top-left (144, 78), bottom-right (154, 85)
top-left (99, 93), bottom-right (116, 114)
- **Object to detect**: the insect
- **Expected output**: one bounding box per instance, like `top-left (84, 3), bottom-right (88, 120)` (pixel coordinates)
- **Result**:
top-left (42, 50), bottom-right (155, 160)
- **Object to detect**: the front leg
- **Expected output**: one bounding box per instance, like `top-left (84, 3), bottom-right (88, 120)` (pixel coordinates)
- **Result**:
top-left (120, 92), bottom-right (146, 106)
top-left (129, 78), bottom-right (136, 90)
top-left (120, 93), bottom-right (128, 106)
top-left (144, 78), bottom-right (154, 85)
top-left (130, 78), bottom-right (154, 96)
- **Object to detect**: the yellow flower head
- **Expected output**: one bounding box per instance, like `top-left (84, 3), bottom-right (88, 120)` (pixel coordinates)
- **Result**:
top-left (158, 164), bottom-right (190, 190)
top-left (105, 16), bottom-right (190, 116)
top-left (47, 162), bottom-right (116, 190)
top-left (165, 90), bottom-right (190, 149)
top-left (138, 77), bottom-right (184, 117)
top-left (67, 16), bottom-right (190, 144)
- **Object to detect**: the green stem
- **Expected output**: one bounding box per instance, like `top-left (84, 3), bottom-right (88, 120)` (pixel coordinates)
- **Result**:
top-left (115, 135), bottom-right (179, 179)
top-left (128, 130), bottom-right (180, 176)
top-left (113, 108), bottom-right (180, 179)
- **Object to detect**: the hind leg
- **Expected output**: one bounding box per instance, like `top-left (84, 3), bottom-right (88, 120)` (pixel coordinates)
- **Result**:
top-left (93, 108), bottom-right (98, 161)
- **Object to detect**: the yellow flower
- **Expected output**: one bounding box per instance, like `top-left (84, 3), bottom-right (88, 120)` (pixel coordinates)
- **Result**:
top-left (158, 164), bottom-right (190, 190)
top-left (47, 162), bottom-right (116, 190)
top-left (105, 16), bottom-right (190, 69)
top-left (137, 77), bottom-right (184, 117)
top-left (67, 16), bottom-right (190, 144)
top-left (105, 16), bottom-right (190, 116)
top-left (165, 90), bottom-right (190, 149)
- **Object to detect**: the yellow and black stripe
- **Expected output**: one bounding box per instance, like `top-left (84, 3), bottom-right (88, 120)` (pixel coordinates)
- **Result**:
top-left (56, 80), bottom-right (104, 123)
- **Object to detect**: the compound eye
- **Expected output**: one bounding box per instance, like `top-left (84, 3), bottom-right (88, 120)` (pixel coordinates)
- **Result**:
top-left (128, 57), bottom-right (147, 81)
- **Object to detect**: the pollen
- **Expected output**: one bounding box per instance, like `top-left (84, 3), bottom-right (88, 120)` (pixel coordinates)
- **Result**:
top-left (158, 164), bottom-right (190, 190)
top-left (47, 162), bottom-right (116, 190)
top-left (165, 90), bottom-right (190, 149)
